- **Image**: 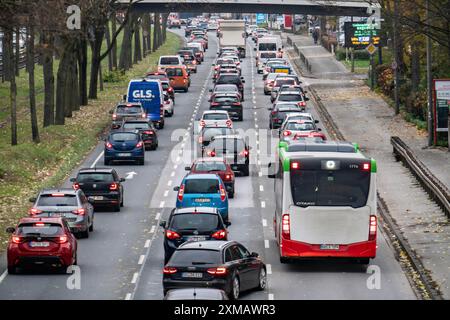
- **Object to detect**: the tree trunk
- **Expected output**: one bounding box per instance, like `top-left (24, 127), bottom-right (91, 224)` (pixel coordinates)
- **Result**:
top-left (56, 39), bottom-right (74, 125)
top-left (28, 22), bottom-right (39, 143)
top-left (42, 32), bottom-right (55, 127)
top-left (119, 17), bottom-right (133, 70)
top-left (111, 15), bottom-right (118, 69)
top-left (146, 14), bottom-right (152, 53)
top-left (2, 28), bottom-right (12, 82)
top-left (99, 63), bottom-right (104, 91)
top-left (134, 15), bottom-right (142, 64)
top-left (15, 27), bottom-right (20, 76)
top-left (161, 14), bottom-right (168, 43)
top-left (105, 22), bottom-right (113, 72)
top-left (5, 29), bottom-right (17, 145)
top-left (89, 28), bottom-right (105, 99)
top-left (153, 13), bottom-right (160, 51)
top-left (410, 40), bottom-right (420, 92)
top-left (78, 38), bottom-right (88, 106)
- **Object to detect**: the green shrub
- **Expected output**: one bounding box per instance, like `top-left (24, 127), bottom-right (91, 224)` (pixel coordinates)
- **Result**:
top-left (335, 48), bottom-right (347, 60)
top-left (103, 69), bottom-right (126, 83)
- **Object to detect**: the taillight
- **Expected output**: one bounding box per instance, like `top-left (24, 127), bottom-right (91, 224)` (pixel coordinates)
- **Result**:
top-left (362, 163), bottom-right (371, 171)
top-left (207, 150), bottom-right (216, 157)
top-left (29, 208), bottom-right (42, 215)
top-left (239, 149), bottom-right (249, 157)
top-left (212, 230), bottom-right (227, 240)
top-left (200, 120), bottom-right (206, 127)
top-left (72, 208), bottom-right (86, 216)
top-left (55, 236), bottom-right (68, 244)
top-left (141, 113), bottom-right (147, 118)
top-left (168, 87), bottom-right (174, 93)
top-left (271, 111), bottom-right (277, 115)
top-left (165, 100), bottom-right (171, 105)
top-left (214, 66), bottom-right (220, 70)
top-left (207, 267), bottom-right (227, 275)
top-left (226, 120), bottom-right (232, 128)
top-left (73, 183), bottom-right (80, 190)
top-left (112, 114), bottom-right (117, 120)
top-left (109, 183), bottom-right (119, 191)
top-left (282, 214), bottom-right (290, 240)
top-left (298, 101), bottom-right (306, 107)
top-left (219, 184), bottom-right (226, 201)
top-left (232, 102), bottom-right (241, 106)
top-left (178, 184), bottom-right (185, 202)
top-left (369, 215), bottom-right (377, 241)
top-left (211, 102), bottom-right (219, 106)
top-left (143, 130), bottom-right (154, 135)
top-left (283, 130), bottom-right (292, 137)
top-left (12, 236), bottom-right (23, 244)
top-left (136, 141), bottom-right (144, 149)
top-left (163, 267), bottom-right (178, 274)
top-left (224, 174), bottom-right (233, 181)
top-left (291, 161), bottom-right (300, 170)
top-left (105, 142), bottom-right (113, 149)
top-left (165, 230), bottom-right (181, 240)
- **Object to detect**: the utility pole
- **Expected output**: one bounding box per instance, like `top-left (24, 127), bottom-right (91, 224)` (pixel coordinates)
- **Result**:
top-left (426, 0), bottom-right (434, 146)
top-left (392, 0), bottom-right (400, 115)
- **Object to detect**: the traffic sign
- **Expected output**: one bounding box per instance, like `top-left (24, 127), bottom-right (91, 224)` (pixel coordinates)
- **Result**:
top-left (366, 43), bottom-right (377, 55)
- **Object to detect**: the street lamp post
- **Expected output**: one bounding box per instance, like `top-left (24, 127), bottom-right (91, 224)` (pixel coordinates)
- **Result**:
top-left (426, 0), bottom-right (434, 146)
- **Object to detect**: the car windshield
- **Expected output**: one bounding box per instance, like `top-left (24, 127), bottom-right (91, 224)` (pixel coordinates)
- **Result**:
top-left (169, 249), bottom-right (221, 265)
top-left (18, 224), bottom-right (64, 236)
top-left (171, 214), bottom-right (220, 231)
top-left (203, 128), bottom-right (234, 140)
top-left (37, 194), bottom-right (78, 206)
top-left (275, 103), bottom-right (300, 109)
top-left (213, 96), bottom-right (238, 103)
top-left (166, 68), bottom-right (184, 77)
top-left (116, 105), bottom-right (142, 114)
top-left (146, 74), bottom-right (166, 80)
top-left (286, 122), bottom-right (315, 131)
top-left (160, 57), bottom-right (180, 65)
top-left (77, 173), bottom-right (114, 183)
top-left (278, 94), bottom-right (303, 102)
top-left (290, 168), bottom-right (370, 208)
top-left (203, 113), bottom-right (228, 120)
top-left (267, 73), bottom-right (281, 81)
top-left (194, 161), bottom-right (227, 171)
top-left (217, 59), bottom-right (234, 65)
top-left (111, 133), bottom-right (138, 141)
top-left (184, 179), bottom-right (220, 194)
top-left (209, 139), bottom-right (245, 152)
top-left (122, 123), bottom-right (150, 130)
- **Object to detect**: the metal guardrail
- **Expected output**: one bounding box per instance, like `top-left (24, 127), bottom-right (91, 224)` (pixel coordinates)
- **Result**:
top-left (287, 35), bottom-right (312, 74)
top-left (391, 136), bottom-right (450, 218)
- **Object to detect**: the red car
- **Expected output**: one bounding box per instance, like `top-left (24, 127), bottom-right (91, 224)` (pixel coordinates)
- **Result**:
top-left (185, 157), bottom-right (235, 198)
top-left (6, 217), bottom-right (77, 274)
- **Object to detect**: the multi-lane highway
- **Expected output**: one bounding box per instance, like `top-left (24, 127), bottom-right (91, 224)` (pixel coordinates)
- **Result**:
top-left (0, 29), bottom-right (416, 300)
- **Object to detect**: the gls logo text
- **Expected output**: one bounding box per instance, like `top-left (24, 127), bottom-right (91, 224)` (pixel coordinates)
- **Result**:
top-left (67, 5), bottom-right (81, 30)
top-left (132, 90), bottom-right (155, 99)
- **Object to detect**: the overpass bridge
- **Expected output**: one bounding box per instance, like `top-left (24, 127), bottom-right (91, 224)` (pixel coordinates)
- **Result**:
top-left (124, 0), bottom-right (378, 16)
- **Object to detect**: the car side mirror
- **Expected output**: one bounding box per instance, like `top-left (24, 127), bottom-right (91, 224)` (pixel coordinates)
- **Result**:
top-left (185, 166), bottom-right (191, 171)
top-left (122, 94), bottom-right (127, 101)
top-left (212, 63), bottom-right (215, 66)
top-left (109, 110), bottom-right (114, 115)
top-left (225, 221), bottom-right (232, 227)
top-left (6, 227), bottom-right (15, 234)
top-left (120, 178), bottom-right (126, 182)
top-left (69, 178), bottom-right (76, 182)
top-left (305, 97), bottom-right (310, 101)
top-left (173, 186), bottom-right (180, 192)
top-left (250, 252), bottom-right (259, 258)
top-left (254, 48), bottom-right (257, 51)
top-left (267, 107), bottom-right (273, 110)
top-left (315, 120), bottom-right (319, 124)
top-left (318, 128), bottom-right (322, 131)
top-left (159, 221), bottom-right (167, 228)
top-left (29, 197), bottom-right (37, 203)
top-left (268, 163), bottom-right (276, 179)
top-left (242, 80), bottom-right (245, 83)
top-left (240, 77), bottom-right (244, 80)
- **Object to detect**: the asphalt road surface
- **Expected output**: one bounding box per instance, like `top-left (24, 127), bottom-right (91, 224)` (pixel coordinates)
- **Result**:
top-left (0, 29), bottom-right (416, 300)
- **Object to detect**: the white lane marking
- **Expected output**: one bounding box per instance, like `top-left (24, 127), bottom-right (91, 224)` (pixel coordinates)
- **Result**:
top-left (0, 270), bottom-right (7, 284)
top-left (163, 190), bottom-right (169, 198)
top-left (138, 255), bottom-right (145, 265)
top-left (259, 171), bottom-right (263, 177)
top-left (171, 172), bottom-right (175, 177)
top-left (266, 264), bottom-right (272, 275)
top-left (125, 293), bottom-right (132, 300)
top-left (131, 272), bottom-right (139, 284)
top-left (262, 219), bottom-right (267, 227)
top-left (167, 180), bottom-right (173, 187)
top-left (91, 152), bottom-right (104, 168)
top-left (176, 156), bottom-right (181, 162)
top-left (155, 212), bottom-right (161, 220)
top-left (260, 185), bottom-right (264, 192)
top-left (265, 240), bottom-right (270, 249)
top-left (268, 294), bottom-right (274, 300)
top-left (173, 164), bottom-right (178, 169)
top-left (261, 201), bottom-right (266, 208)
top-left (144, 240), bottom-right (151, 248)
top-left (150, 225), bottom-right (156, 233)
top-left (159, 201), bottom-right (165, 208)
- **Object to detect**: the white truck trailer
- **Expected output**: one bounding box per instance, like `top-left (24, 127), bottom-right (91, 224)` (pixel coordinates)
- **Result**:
top-left (218, 20), bottom-right (246, 58)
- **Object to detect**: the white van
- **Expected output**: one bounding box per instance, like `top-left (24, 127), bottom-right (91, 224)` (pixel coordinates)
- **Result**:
top-left (158, 55), bottom-right (183, 72)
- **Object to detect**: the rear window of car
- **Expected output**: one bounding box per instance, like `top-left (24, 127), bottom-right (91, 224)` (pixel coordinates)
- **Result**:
top-left (286, 122), bottom-right (315, 131)
top-left (170, 249), bottom-right (221, 265)
top-left (77, 173), bottom-right (114, 183)
top-left (194, 161), bottom-right (227, 171)
top-left (260, 52), bottom-right (277, 59)
top-left (203, 128), bottom-right (234, 140)
top-left (171, 214), bottom-right (220, 231)
top-left (210, 139), bottom-right (245, 151)
top-left (278, 94), bottom-right (303, 102)
top-left (166, 68), bottom-right (184, 77)
top-left (214, 85), bottom-right (237, 93)
top-left (18, 223), bottom-right (64, 236)
top-left (213, 96), bottom-right (239, 103)
top-left (110, 133), bottom-right (138, 141)
top-left (122, 122), bottom-right (150, 130)
top-left (37, 194), bottom-right (78, 206)
top-left (184, 179), bottom-right (220, 194)
top-left (275, 103), bottom-right (299, 110)
top-left (116, 105), bottom-right (142, 114)
top-left (203, 113), bottom-right (228, 120)
top-left (217, 59), bottom-right (234, 65)
top-left (277, 107), bottom-right (302, 112)
top-left (160, 57), bottom-right (180, 65)
top-left (275, 79), bottom-right (296, 87)
top-left (217, 75), bottom-right (240, 84)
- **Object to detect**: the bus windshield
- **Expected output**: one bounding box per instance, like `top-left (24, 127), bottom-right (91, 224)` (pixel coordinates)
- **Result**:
top-left (259, 43), bottom-right (277, 51)
top-left (290, 169), bottom-right (370, 208)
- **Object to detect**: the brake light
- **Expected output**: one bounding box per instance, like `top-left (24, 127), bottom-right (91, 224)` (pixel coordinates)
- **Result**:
top-left (178, 184), bottom-right (185, 202)
top-left (112, 114), bottom-right (117, 120)
top-left (142, 113), bottom-right (147, 118)
top-left (226, 120), bottom-right (232, 128)
top-left (163, 267), bottom-right (178, 274)
top-left (212, 230), bottom-right (227, 240)
top-left (282, 214), bottom-right (290, 240)
top-left (51, 193), bottom-right (65, 197)
top-left (214, 66), bottom-right (220, 70)
top-left (168, 87), bottom-right (174, 93)
top-left (232, 102), bottom-right (241, 106)
top-left (369, 215), bottom-right (377, 241)
top-left (200, 120), bottom-right (206, 127)
top-left (224, 174), bottom-right (233, 181)
top-left (271, 111), bottom-right (277, 115)
top-left (29, 208), bottom-right (42, 215)
top-left (207, 267), bottom-right (227, 275)
top-left (35, 222), bottom-right (45, 227)
top-left (143, 130), bottom-right (154, 135)
top-left (72, 208), bottom-right (86, 216)
top-left (207, 150), bottom-right (216, 157)
top-left (165, 230), bottom-right (181, 240)
top-left (109, 183), bottom-right (119, 191)
top-left (298, 101), bottom-right (306, 107)
top-left (55, 236), bottom-right (68, 244)
top-left (73, 183), bottom-right (80, 190)
top-left (136, 141), bottom-right (144, 149)
top-left (362, 163), bottom-right (371, 171)
top-left (105, 142), bottom-right (113, 149)
top-left (239, 149), bottom-right (249, 157)
top-left (283, 130), bottom-right (292, 137)
top-left (12, 236), bottom-right (22, 244)
top-left (211, 102), bottom-right (219, 106)
top-left (291, 161), bottom-right (300, 170)
top-left (219, 184), bottom-right (226, 201)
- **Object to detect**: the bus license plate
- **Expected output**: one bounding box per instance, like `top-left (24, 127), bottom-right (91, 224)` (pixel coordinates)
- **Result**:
top-left (182, 272), bottom-right (203, 279)
top-left (320, 244), bottom-right (339, 250)
top-left (30, 242), bottom-right (50, 248)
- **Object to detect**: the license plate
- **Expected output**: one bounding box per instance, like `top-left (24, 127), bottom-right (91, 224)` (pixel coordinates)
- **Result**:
top-left (93, 196), bottom-right (104, 201)
top-left (187, 236), bottom-right (207, 242)
top-left (49, 212), bottom-right (63, 217)
top-left (118, 153), bottom-right (131, 157)
top-left (232, 166), bottom-right (239, 170)
top-left (320, 244), bottom-right (340, 250)
top-left (195, 198), bottom-right (211, 203)
top-left (30, 242), bottom-right (49, 248)
top-left (182, 272), bottom-right (203, 279)
top-left (221, 105), bottom-right (231, 109)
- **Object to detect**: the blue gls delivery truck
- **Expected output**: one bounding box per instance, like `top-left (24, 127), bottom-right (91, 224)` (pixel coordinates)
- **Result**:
top-left (126, 79), bottom-right (165, 129)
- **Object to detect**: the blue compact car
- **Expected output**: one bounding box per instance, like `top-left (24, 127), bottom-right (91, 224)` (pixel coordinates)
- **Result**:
top-left (174, 174), bottom-right (229, 223)
top-left (104, 131), bottom-right (145, 165)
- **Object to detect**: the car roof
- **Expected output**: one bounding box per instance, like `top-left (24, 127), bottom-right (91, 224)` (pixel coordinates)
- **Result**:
top-left (39, 188), bottom-right (78, 195)
top-left (178, 240), bottom-right (238, 250)
top-left (78, 167), bottom-right (115, 174)
top-left (184, 174), bottom-right (221, 180)
top-left (194, 157), bottom-right (226, 162)
top-left (116, 102), bottom-right (142, 107)
top-left (211, 135), bottom-right (243, 141)
top-left (174, 207), bottom-right (219, 214)
top-left (18, 217), bottom-right (64, 225)
top-left (214, 84), bottom-right (237, 88)
top-left (203, 110), bottom-right (229, 114)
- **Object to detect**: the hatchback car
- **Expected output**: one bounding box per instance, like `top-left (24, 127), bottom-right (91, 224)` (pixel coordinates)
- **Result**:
top-left (209, 84), bottom-right (242, 102)
top-left (274, 91), bottom-right (308, 108)
top-left (6, 217), bottom-right (78, 274)
top-left (71, 167), bottom-right (125, 212)
top-left (270, 77), bottom-right (302, 102)
top-left (272, 84), bottom-right (307, 104)
top-left (160, 207), bottom-right (229, 263)
top-left (121, 119), bottom-right (158, 150)
top-left (198, 126), bottom-right (236, 152)
top-left (186, 157), bottom-right (235, 198)
top-left (263, 72), bottom-right (284, 95)
top-left (110, 103), bottom-right (146, 129)
top-left (163, 241), bottom-right (266, 300)
top-left (210, 93), bottom-right (243, 121)
top-left (198, 111), bottom-right (233, 132)
top-left (280, 120), bottom-right (324, 142)
top-left (104, 131), bottom-right (145, 165)
top-left (165, 66), bottom-right (190, 92)
top-left (174, 174), bottom-right (229, 222)
top-left (204, 135), bottom-right (250, 176)
top-left (269, 103), bottom-right (306, 129)
top-left (28, 189), bottom-right (94, 238)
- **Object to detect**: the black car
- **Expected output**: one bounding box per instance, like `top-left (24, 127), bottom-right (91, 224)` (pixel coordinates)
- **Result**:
top-left (269, 103), bottom-right (306, 129)
top-left (210, 93), bottom-right (243, 121)
top-left (164, 288), bottom-right (229, 300)
top-left (163, 241), bottom-right (266, 300)
top-left (205, 135), bottom-right (250, 176)
top-left (121, 120), bottom-right (158, 151)
top-left (215, 73), bottom-right (245, 99)
top-left (160, 207), bottom-right (230, 264)
top-left (70, 168), bottom-right (125, 212)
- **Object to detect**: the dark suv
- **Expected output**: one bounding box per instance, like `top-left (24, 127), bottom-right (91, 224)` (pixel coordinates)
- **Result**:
top-left (70, 168), bottom-right (125, 212)
top-left (210, 93), bottom-right (243, 121)
top-left (215, 73), bottom-right (245, 99)
top-left (121, 119), bottom-right (158, 151)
